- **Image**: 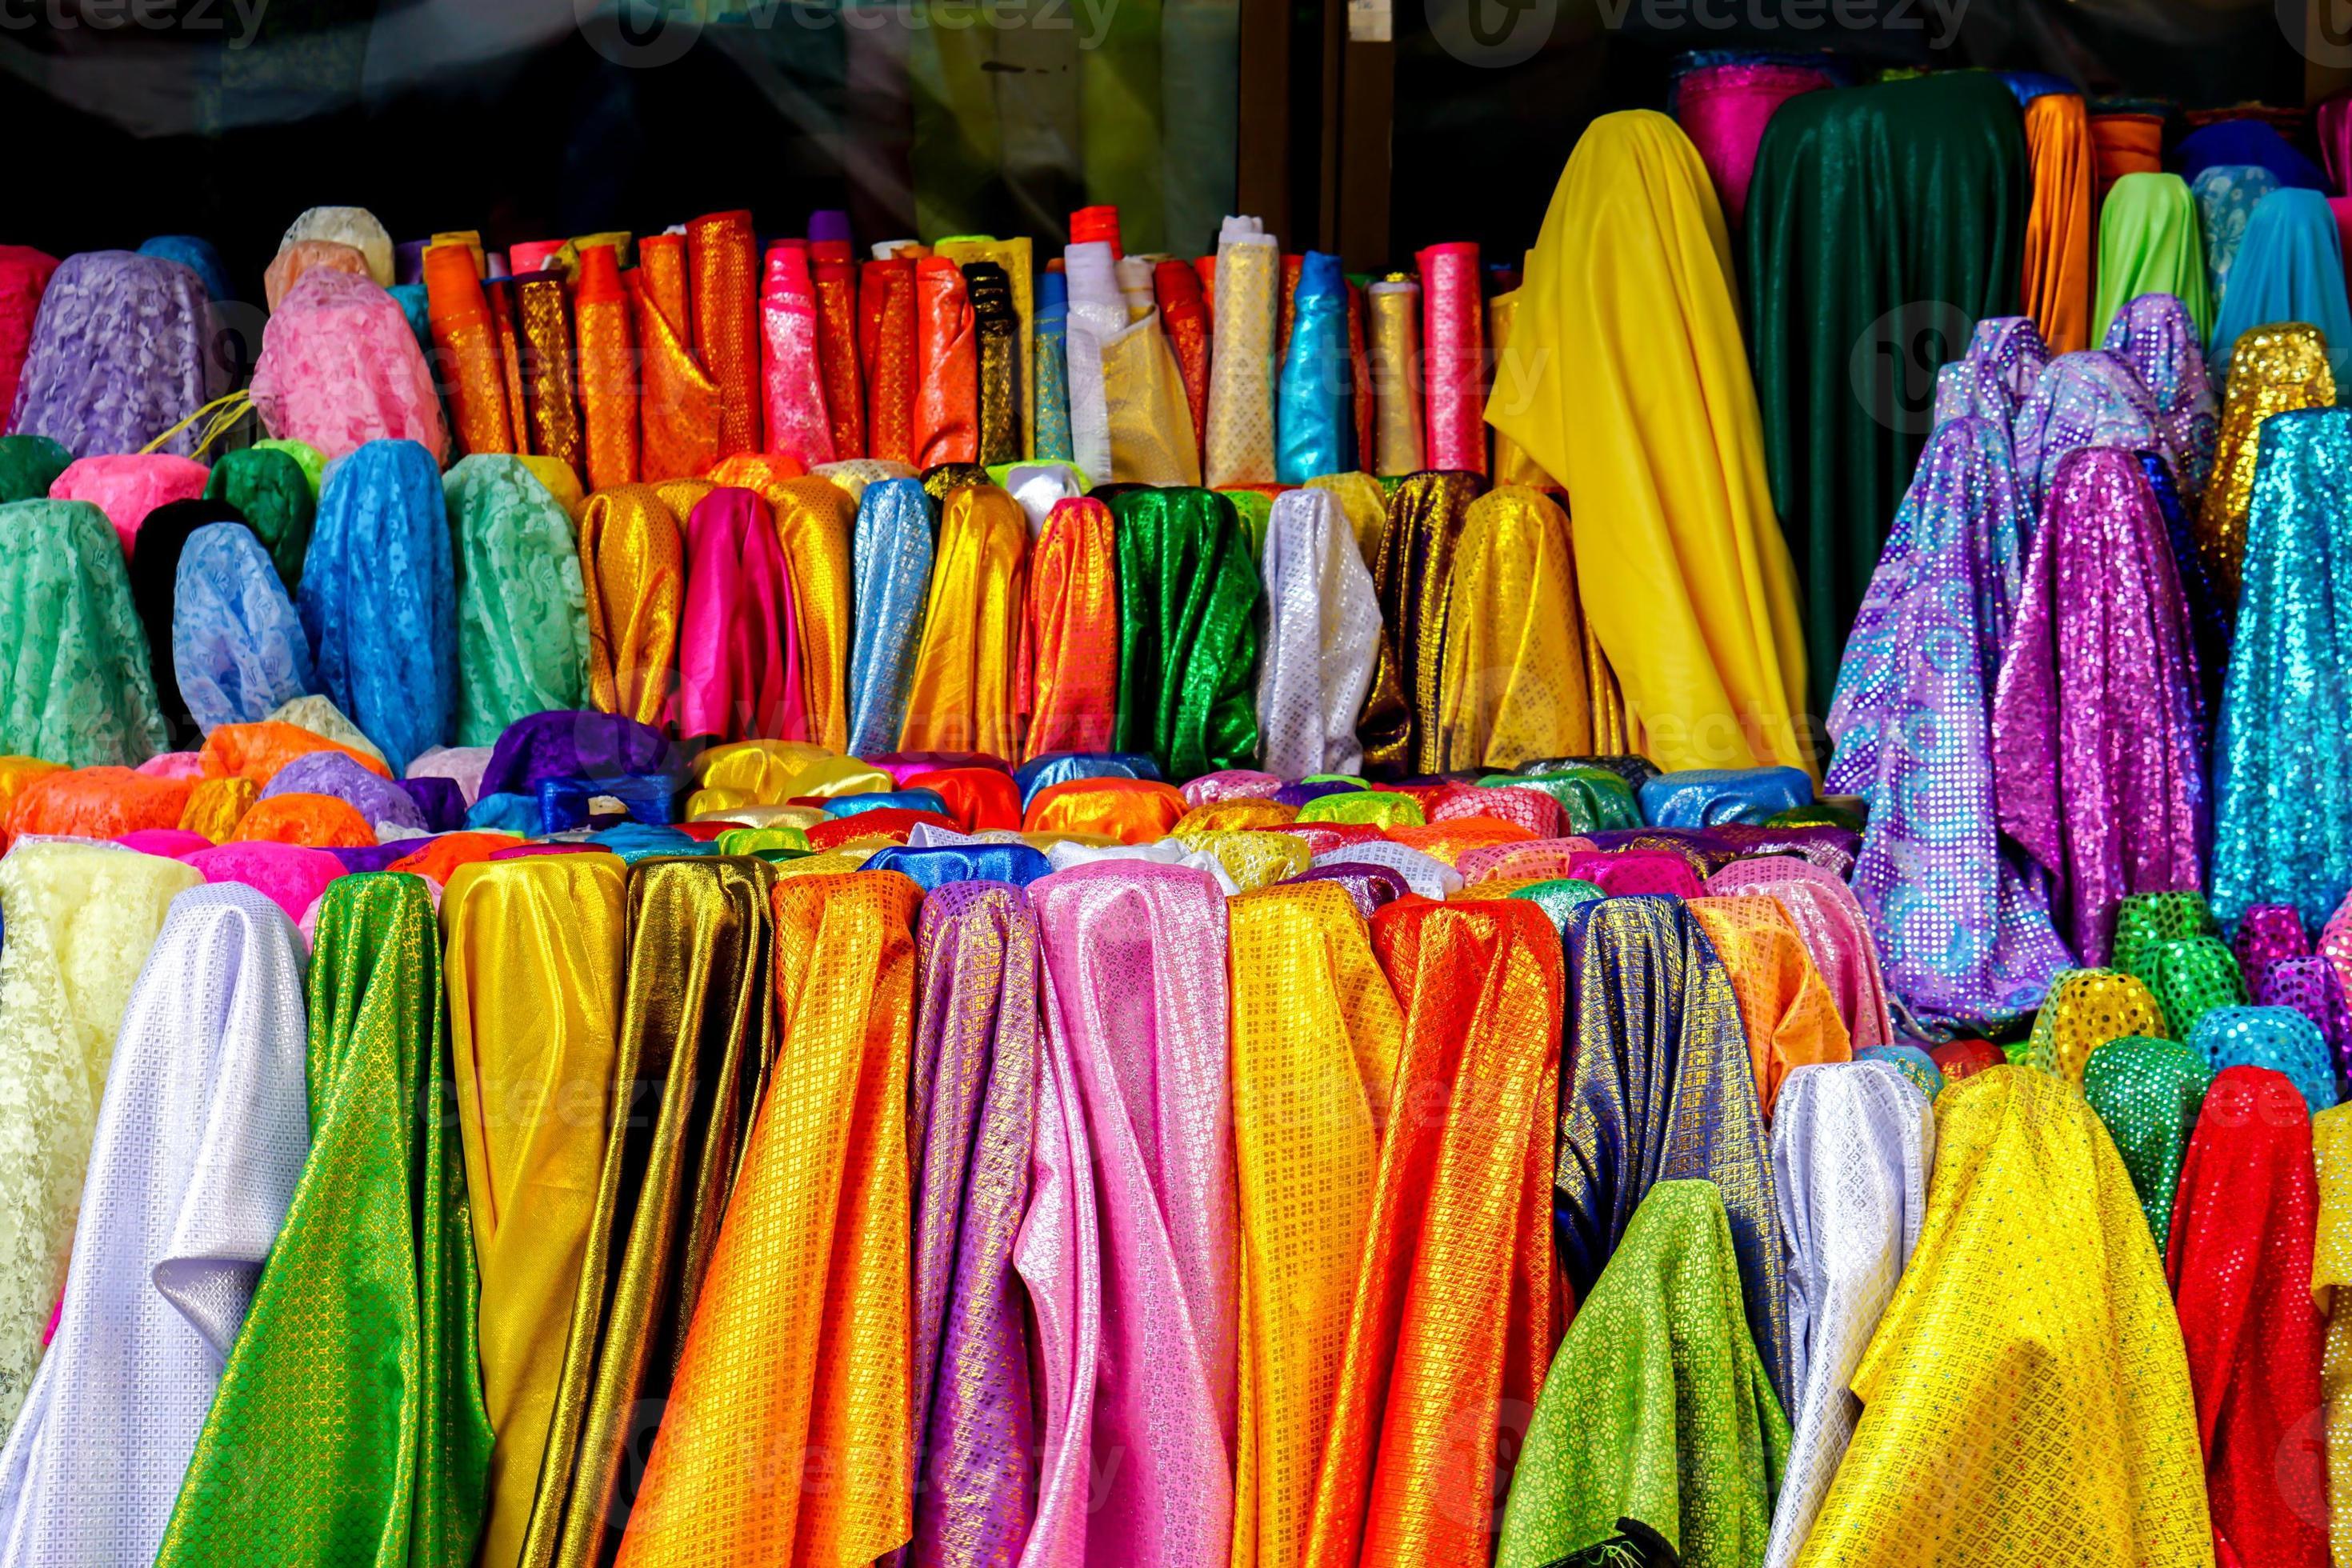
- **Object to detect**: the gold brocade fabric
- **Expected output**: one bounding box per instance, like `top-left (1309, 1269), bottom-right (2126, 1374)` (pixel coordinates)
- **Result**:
top-left (687, 211), bottom-right (762, 460)
top-left (934, 237), bottom-right (1034, 450)
top-left (899, 485), bottom-right (1026, 758)
top-left (631, 241), bottom-right (722, 483)
top-left (1175, 798), bottom-right (1297, 834)
top-left (579, 486), bottom-right (685, 726)
top-left (1171, 827), bottom-right (1309, 891)
top-left (1585, 624), bottom-right (1633, 754)
top-left (2199, 322), bottom-right (2335, 610)
top-left (770, 846), bottom-right (878, 876)
top-left (1304, 899), bottom-right (1563, 1568)
top-left (1206, 241), bottom-right (1279, 487)
top-left (1103, 314), bottom-right (1205, 486)
top-left (177, 774), bottom-right (256, 840)
top-left (1306, 472), bottom-right (1389, 573)
top-left (613, 871), bottom-right (922, 1568)
top-left (575, 250), bottom-right (640, 491)
top-left (1366, 281), bottom-right (1426, 478)
top-left (516, 274), bottom-right (585, 473)
top-left (2022, 967), bottom-right (2166, 1082)
top-left (2314, 1105), bottom-right (2352, 1568)
top-left (1435, 486), bottom-right (1590, 771)
top-left (1686, 894), bottom-right (1851, 1117)
top-left (520, 856), bottom-right (778, 1568)
top-left (443, 858), bottom-right (626, 1568)
top-left (1485, 288), bottom-right (1556, 489)
top-left (1229, 884), bottom-right (1406, 1568)
top-left (1793, 1068), bottom-right (2211, 1567)
top-left (770, 477), bottom-right (855, 752)
top-left (1358, 471), bottom-right (1484, 775)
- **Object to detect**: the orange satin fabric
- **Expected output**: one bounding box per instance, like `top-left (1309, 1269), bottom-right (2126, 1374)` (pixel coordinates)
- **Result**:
top-left (612, 871), bottom-right (922, 1568)
top-left (898, 485), bottom-right (1026, 758)
top-left (2090, 113), bottom-right (2164, 202)
top-left (913, 258), bottom-right (978, 467)
top-left (902, 766), bottom-right (1022, 832)
top-left (1022, 777), bottom-right (1187, 843)
top-left (575, 244), bottom-right (640, 490)
top-left (228, 792), bottom-right (376, 849)
top-left (688, 211), bottom-right (762, 459)
top-left (1304, 898), bottom-right (1563, 1568)
top-left (632, 237), bottom-right (722, 482)
top-left (1017, 496), bottom-right (1121, 761)
top-left (861, 258), bottom-right (918, 466)
top-left (2022, 94), bottom-right (2095, 355)
top-left (1688, 894), bottom-right (1853, 1117)
top-left (1383, 818), bottom-right (1537, 866)
top-left (386, 831), bottom-right (525, 883)
top-left (5, 766), bottom-right (190, 841)
top-left (199, 722), bottom-right (391, 785)
top-left (578, 486), bottom-right (686, 726)
top-left (426, 242), bottom-right (517, 456)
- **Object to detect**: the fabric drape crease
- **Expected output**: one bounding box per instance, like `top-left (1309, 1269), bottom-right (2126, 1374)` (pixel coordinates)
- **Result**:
top-left (1255, 488), bottom-right (1381, 778)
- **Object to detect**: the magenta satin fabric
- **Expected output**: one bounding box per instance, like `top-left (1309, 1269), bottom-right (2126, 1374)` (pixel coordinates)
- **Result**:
top-left (1706, 855), bottom-right (1898, 1050)
top-left (1566, 849), bottom-right (1706, 898)
top-left (1674, 62), bottom-right (1834, 224)
top-left (678, 485), bottom-right (804, 742)
top-left (1026, 860), bottom-right (1235, 1568)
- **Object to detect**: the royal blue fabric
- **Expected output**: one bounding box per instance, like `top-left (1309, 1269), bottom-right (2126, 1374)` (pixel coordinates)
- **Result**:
top-left (861, 846), bottom-right (1052, 890)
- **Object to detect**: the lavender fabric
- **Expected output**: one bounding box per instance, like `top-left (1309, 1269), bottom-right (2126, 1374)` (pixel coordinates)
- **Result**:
top-left (2258, 955), bottom-right (2352, 1097)
top-left (906, 881), bottom-right (1041, 1566)
top-left (396, 775), bottom-right (466, 834)
top-left (7, 251), bottom-right (220, 458)
top-left (1274, 780), bottom-right (1362, 809)
top-left (2008, 350), bottom-right (2167, 520)
top-left (1993, 446), bottom-right (2206, 969)
top-left (1282, 861), bottom-right (1410, 918)
top-left (1826, 416), bottom-right (2070, 1034)
top-left (477, 710), bottom-right (672, 798)
top-left (1932, 315), bottom-right (2052, 433)
top-left (258, 748), bottom-right (427, 831)
top-left (2099, 293), bottom-right (2217, 509)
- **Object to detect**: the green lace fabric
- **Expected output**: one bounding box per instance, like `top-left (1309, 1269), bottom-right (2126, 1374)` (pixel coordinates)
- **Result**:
top-left (447, 455), bottom-right (590, 746)
top-left (0, 499), bottom-right (168, 767)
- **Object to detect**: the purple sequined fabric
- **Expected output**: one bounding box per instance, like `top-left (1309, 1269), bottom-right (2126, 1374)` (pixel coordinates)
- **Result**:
top-left (2009, 350), bottom-right (2168, 518)
top-left (2234, 902), bottom-right (2310, 998)
top-left (1993, 446), bottom-right (2206, 967)
top-left (1933, 314), bottom-right (2052, 431)
top-left (2259, 955), bottom-right (2352, 1093)
top-left (2101, 292), bottom-right (2219, 509)
top-left (7, 251), bottom-right (221, 459)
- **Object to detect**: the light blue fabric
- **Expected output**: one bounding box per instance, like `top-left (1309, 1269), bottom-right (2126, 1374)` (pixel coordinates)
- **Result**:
top-left (2190, 165), bottom-right (2281, 313)
top-left (466, 791), bottom-right (540, 834)
top-left (1275, 250), bottom-right (1350, 484)
top-left (846, 478), bottom-right (935, 756)
top-left (2190, 1004), bottom-right (2338, 1113)
top-left (173, 522), bottom-right (314, 734)
top-left (1034, 269), bottom-right (1074, 463)
top-left (297, 438), bottom-right (454, 774)
top-left (589, 822), bottom-right (707, 862)
top-left (137, 236), bottom-right (233, 302)
top-left (1850, 1042), bottom-right (1944, 1101)
top-left (2206, 188), bottom-right (2352, 392)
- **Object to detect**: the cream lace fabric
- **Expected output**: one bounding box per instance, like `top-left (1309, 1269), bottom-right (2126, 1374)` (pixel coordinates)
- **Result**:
top-left (1256, 489), bottom-right (1382, 778)
top-left (0, 842), bottom-right (201, 1425)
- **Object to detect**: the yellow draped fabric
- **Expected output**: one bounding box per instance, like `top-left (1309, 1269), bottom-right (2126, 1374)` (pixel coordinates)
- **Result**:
top-left (684, 741), bottom-right (887, 819)
top-left (178, 775), bottom-right (257, 841)
top-left (2316, 1104), bottom-right (2352, 1568)
top-left (1484, 287), bottom-right (1558, 489)
top-left (1306, 473), bottom-right (1388, 573)
top-left (1229, 884), bottom-right (1405, 1568)
top-left (899, 485), bottom-right (1026, 758)
top-left (442, 858), bottom-right (626, 1568)
top-left (613, 871), bottom-right (921, 1568)
top-left (578, 486), bottom-right (686, 726)
top-left (1176, 799), bottom-right (1298, 834)
top-left (1435, 486), bottom-right (1591, 771)
top-left (767, 477), bottom-right (855, 751)
top-left (1173, 827), bottom-right (1310, 891)
top-left (1487, 110), bottom-right (1812, 776)
top-left (1687, 895), bottom-right (1850, 1116)
top-left (1102, 315), bottom-right (1205, 486)
top-left (515, 456), bottom-right (588, 521)
top-left (1792, 1068), bottom-right (2210, 1567)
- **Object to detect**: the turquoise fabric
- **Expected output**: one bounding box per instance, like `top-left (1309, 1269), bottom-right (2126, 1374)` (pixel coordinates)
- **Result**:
top-left (445, 455), bottom-right (589, 747)
top-left (2208, 188), bottom-right (2352, 391)
top-left (0, 498), bottom-right (167, 766)
top-left (845, 478), bottom-right (935, 757)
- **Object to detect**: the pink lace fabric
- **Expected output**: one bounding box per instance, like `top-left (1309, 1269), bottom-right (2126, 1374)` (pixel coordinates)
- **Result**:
top-left (1707, 856), bottom-right (1898, 1052)
top-left (250, 269), bottom-right (447, 463)
top-left (50, 454), bottom-right (210, 558)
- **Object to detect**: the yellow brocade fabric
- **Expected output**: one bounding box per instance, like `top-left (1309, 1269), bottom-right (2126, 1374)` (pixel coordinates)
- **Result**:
top-left (769, 477), bottom-right (855, 751)
top-left (1228, 884), bottom-right (1405, 1568)
top-left (1206, 239), bottom-right (1279, 488)
top-left (1792, 1067), bottom-right (2210, 1568)
top-left (1176, 798), bottom-right (1298, 834)
top-left (899, 485), bottom-right (1026, 758)
top-left (1488, 110), bottom-right (1812, 775)
top-left (1102, 314), bottom-right (1206, 486)
top-left (2199, 322), bottom-right (2335, 610)
top-left (520, 856), bottom-right (778, 1568)
top-left (1436, 487), bottom-right (1591, 771)
top-left (2022, 967), bottom-right (2165, 1082)
top-left (578, 486), bottom-right (686, 726)
top-left (1485, 290), bottom-right (1557, 489)
top-left (1173, 827), bottom-right (1310, 891)
top-left (443, 858), bottom-right (626, 1568)
top-left (178, 774), bottom-right (257, 840)
top-left (2315, 1105), bottom-right (2352, 1568)
top-left (1306, 472), bottom-right (1389, 573)
top-left (516, 275), bottom-right (586, 474)
top-left (1687, 894), bottom-right (1851, 1117)
top-left (614, 871), bottom-right (921, 1568)
top-left (1366, 284), bottom-right (1426, 478)
top-left (768, 846), bottom-right (877, 876)
top-left (514, 456), bottom-right (586, 522)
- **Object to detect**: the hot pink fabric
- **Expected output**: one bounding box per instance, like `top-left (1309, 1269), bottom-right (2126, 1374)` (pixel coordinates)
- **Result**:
top-left (50, 454), bottom-right (210, 558)
top-left (1455, 836), bottom-right (1601, 886)
top-left (182, 840), bottom-right (345, 924)
top-left (2320, 90), bottom-right (2352, 194)
top-left (250, 266), bottom-right (448, 463)
top-left (865, 750), bottom-right (1011, 783)
top-left (1432, 784), bottom-right (1562, 838)
top-left (134, 750), bottom-right (206, 780)
top-left (2331, 198), bottom-right (2352, 311)
top-left (1566, 849), bottom-right (1705, 898)
top-left (1706, 856), bottom-right (1898, 1050)
top-left (1180, 770), bottom-right (1287, 806)
top-left (1674, 62), bottom-right (1834, 225)
top-left (678, 486), bottom-right (803, 742)
top-left (2321, 889), bottom-right (2352, 998)
top-left (0, 245), bottom-right (59, 422)
top-left (115, 828), bottom-right (213, 858)
top-left (759, 242), bottom-right (835, 466)
top-left (1027, 860), bottom-right (1234, 1568)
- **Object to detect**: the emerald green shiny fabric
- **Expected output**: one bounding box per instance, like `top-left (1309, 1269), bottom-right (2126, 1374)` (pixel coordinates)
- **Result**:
top-left (1110, 486), bottom-right (1262, 778)
top-left (0, 498), bottom-right (166, 766)
top-left (2111, 890), bottom-right (2220, 986)
top-left (0, 434), bottom-right (69, 503)
top-left (205, 445), bottom-right (317, 591)
top-left (1497, 1179), bottom-right (1790, 1568)
top-left (446, 454), bottom-right (590, 746)
top-left (2142, 935), bottom-right (2248, 1040)
top-left (2082, 1034), bottom-right (2212, 1247)
top-left (1490, 768), bottom-right (1640, 833)
top-left (1509, 877), bottom-right (1606, 932)
top-left (158, 874), bottom-right (492, 1568)
top-left (1746, 73), bottom-right (2029, 703)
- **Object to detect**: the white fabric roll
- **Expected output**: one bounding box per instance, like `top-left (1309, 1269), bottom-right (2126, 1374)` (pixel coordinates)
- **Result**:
top-left (1307, 840), bottom-right (1462, 899)
top-left (1062, 242), bottom-right (1124, 483)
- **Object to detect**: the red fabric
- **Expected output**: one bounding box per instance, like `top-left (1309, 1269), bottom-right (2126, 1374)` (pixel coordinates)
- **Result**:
top-left (906, 766), bottom-right (1022, 833)
top-left (1346, 278), bottom-right (1375, 477)
top-left (804, 807), bottom-right (958, 850)
top-left (858, 258), bottom-right (919, 466)
top-left (912, 256), bottom-right (978, 466)
top-left (0, 246), bottom-right (58, 423)
top-left (1154, 262), bottom-right (1210, 463)
top-left (2167, 1065), bottom-right (2330, 1568)
top-left (671, 821), bottom-right (734, 842)
top-left (1929, 1038), bottom-right (2006, 1080)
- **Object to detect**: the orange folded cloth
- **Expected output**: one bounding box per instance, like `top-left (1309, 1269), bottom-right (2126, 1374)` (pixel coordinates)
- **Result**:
top-left (860, 258), bottom-right (919, 466)
top-left (199, 722), bottom-right (392, 786)
top-left (6, 766), bottom-right (193, 842)
top-left (632, 234), bottom-right (722, 482)
top-left (575, 243), bottom-right (640, 489)
top-left (226, 792), bottom-right (377, 849)
top-left (1022, 777), bottom-right (1188, 842)
top-left (688, 210), bottom-right (763, 459)
top-left (425, 242), bottom-right (517, 456)
top-left (2022, 93), bottom-right (2095, 354)
top-left (913, 258), bottom-right (978, 467)
top-left (386, 830), bottom-right (526, 883)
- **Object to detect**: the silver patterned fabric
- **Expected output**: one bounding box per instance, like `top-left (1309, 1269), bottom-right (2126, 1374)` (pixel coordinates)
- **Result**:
top-left (1254, 487), bottom-right (1382, 777)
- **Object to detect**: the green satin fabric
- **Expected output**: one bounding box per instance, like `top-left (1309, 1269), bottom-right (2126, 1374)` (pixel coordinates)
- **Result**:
top-left (1357, 470), bottom-right (1484, 776)
top-left (1509, 878), bottom-right (1606, 933)
top-left (520, 855), bottom-right (777, 1568)
top-left (158, 873), bottom-right (492, 1568)
top-left (449, 456), bottom-right (591, 746)
top-left (1110, 486), bottom-right (1262, 778)
top-left (1746, 73), bottom-right (2029, 705)
top-left (205, 446), bottom-right (316, 591)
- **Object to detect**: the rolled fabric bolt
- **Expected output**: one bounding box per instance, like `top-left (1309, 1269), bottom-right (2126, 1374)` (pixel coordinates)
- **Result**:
top-left (1418, 240), bottom-right (1488, 475)
top-left (760, 243), bottom-right (835, 466)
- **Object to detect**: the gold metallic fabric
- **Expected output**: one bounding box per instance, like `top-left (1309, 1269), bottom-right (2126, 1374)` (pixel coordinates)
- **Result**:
top-left (1102, 310), bottom-right (1205, 486)
top-left (1793, 1067), bottom-right (2210, 1566)
top-left (1206, 238), bottom-right (1279, 487)
top-left (613, 871), bottom-right (922, 1566)
top-left (426, 241), bottom-right (518, 456)
top-left (770, 477), bottom-right (855, 752)
top-left (2200, 322), bottom-right (2334, 610)
top-left (444, 858), bottom-right (626, 1568)
top-left (1172, 826), bottom-right (1310, 890)
top-left (1358, 470), bottom-right (1483, 775)
top-left (1436, 486), bottom-right (1590, 771)
top-left (934, 237), bottom-right (1034, 452)
top-left (578, 486), bottom-right (686, 726)
top-left (2022, 967), bottom-right (2166, 1082)
top-left (521, 856), bottom-right (778, 1568)
top-left (900, 484), bottom-right (1026, 758)
top-left (1230, 882), bottom-right (1405, 1568)
top-left (687, 211), bottom-right (762, 459)
top-left (1366, 279), bottom-right (1426, 478)
top-left (1486, 286), bottom-right (1555, 488)
top-left (515, 273), bottom-right (584, 474)
top-left (178, 774), bottom-right (257, 840)
top-left (1306, 471), bottom-right (1389, 572)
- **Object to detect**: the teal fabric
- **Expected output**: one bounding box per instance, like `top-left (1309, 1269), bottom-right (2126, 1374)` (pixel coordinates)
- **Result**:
top-left (2208, 187), bottom-right (2352, 392)
top-left (0, 499), bottom-right (166, 766)
top-left (445, 455), bottom-right (590, 747)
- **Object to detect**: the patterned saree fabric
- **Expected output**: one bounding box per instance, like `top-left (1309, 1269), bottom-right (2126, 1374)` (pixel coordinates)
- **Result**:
top-left (846, 478), bottom-right (936, 757)
top-left (678, 486), bottom-right (800, 744)
top-left (1354, 470), bottom-right (1478, 775)
top-left (899, 485), bottom-right (1026, 758)
top-left (1790, 1068), bottom-right (2210, 1567)
top-left (1255, 488), bottom-right (1380, 778)
top-left (1111, 487), bottom-right (1262, 779)
top-left (0, 498), bottom-right (169, 767)
top-left (1687, 894), bottom-right (1853, 1115)
top-left (1018, 496), bottom-right (1120, 762)
top-left (446, 456), bottom-right (590, 745)
top-left (578, 486), bottom-right (685, 727)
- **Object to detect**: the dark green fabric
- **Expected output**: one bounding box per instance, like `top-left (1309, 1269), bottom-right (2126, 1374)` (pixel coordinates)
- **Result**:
top-left (1110, 486), bottom-right (1261, 778)
top-left (1745, 73), bottom-right (2029, 705)
top-left (204, 446), bottom-right (316, 591)
top-left (0, 435), bottom-right (69, 504)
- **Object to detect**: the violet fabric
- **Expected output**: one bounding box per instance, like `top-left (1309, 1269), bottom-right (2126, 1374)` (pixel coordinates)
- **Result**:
top-left (477, 709), bottom-right (672, 798)
top-left (259, 748), bottom-right (427, 832)
top-left (2009, 349), bottom-right (2168, 519)
top-left (1706, 856), bottom-right (1898, 1051)
top-left (1933, 315), bottom-right (2052, 432)
top-left (1282, 861), bottom-right (1410, 918)
top-left (1273, 780), bottom-right (1360, 809)
top-left (396, 775), bottom-right (467, 834)
top-left (2138, 451), bottom-right (2230, 718)
top-left (8, 251), bottom-right (220, 459)
top-left (2099, 292), bottom-right (2217, 509)
top-left (2235, 904), bottom-right (2310, 999)
top-left (2259, 956), bottom-right (2352, 1097)
top-left (1993, 446), bottom-right (2206, 969)
top-left (327, 843), bottom-right (410, 874)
